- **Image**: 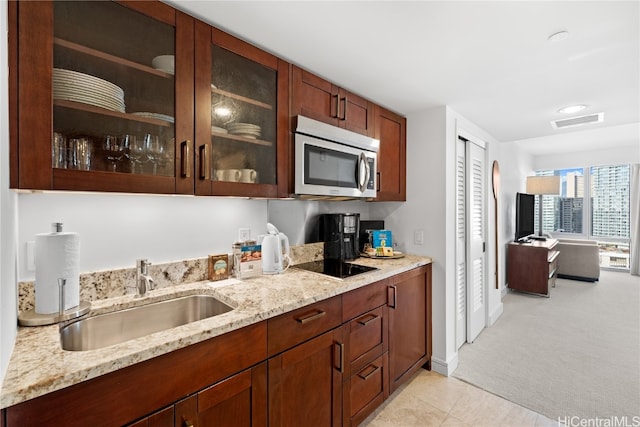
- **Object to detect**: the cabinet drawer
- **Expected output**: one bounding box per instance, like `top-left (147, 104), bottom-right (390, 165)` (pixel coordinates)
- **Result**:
top-left (268, 296), bottom-right (342, 356)
top-left (346, 306), bottom-right (387, 374)
top-left (342, 278), bottom-right (387, 321)
top-left (344, 353), bottom-right (388, 426)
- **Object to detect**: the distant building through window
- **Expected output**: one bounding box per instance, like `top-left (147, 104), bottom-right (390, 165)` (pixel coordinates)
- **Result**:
top-left (535, 165), bottom-right (630, 270)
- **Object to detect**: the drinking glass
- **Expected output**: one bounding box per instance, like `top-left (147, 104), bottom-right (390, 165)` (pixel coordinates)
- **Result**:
top-left (68, 137), bottom-right (92, 171)
top-left (144, 134), bottom-right (163, 175)
top-left (126, 135), bottom-right (148, 174)
top-left (104, 134), bottom-right (125, 172)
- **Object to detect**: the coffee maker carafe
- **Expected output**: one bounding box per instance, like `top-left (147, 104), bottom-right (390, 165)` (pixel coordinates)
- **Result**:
top-left (322, 213), bottom-right (360, 261)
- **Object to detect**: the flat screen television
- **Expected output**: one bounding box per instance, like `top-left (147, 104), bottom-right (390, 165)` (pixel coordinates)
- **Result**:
top-left (515, 192), bottom-right (535, 241)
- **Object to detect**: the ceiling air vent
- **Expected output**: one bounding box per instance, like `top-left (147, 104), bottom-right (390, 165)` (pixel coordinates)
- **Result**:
top-left (551, 112), bottom-right (604, 129)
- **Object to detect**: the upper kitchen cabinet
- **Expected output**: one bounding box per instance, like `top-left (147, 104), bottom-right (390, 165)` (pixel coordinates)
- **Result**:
top-left (194, 22), bottom-right (290, 198)
top-left (291, 66), bottom-right (375, 138)
top-left (375, 106), bottom-right (406, 201)
top-left (10, 1), bottom-right (195, 194)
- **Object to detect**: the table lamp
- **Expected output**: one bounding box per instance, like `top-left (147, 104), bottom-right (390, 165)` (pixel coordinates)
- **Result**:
top-left (526, 175), bottom-right (560, 239)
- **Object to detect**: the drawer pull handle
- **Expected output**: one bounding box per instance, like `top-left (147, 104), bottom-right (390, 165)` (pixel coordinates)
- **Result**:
top-left (295, 310), bottom-right (326, 324)
top-left (358, 364), bottom-right (381, 380)
top-left (357, 313), bottom-right (379, 326)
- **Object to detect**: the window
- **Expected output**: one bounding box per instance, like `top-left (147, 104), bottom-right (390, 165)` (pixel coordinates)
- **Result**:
top-left (535, 165), bottom-right (631, 270)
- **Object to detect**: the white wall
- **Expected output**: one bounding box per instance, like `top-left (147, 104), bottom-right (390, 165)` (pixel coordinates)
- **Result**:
top-left (534, 144), bottom-right (639, 171)
top-left (371, 106), bottom-right (509, 376)
top-left (371, 106), bottom-right (451, 372)
top-left (17, 193), bottom-right (269, 281)
top-left (1, 1), bottom-right (18, 384)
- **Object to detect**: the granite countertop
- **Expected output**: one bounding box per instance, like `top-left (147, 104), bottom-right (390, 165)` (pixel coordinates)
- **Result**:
top-left (1, 254), bottom-right (431, 409)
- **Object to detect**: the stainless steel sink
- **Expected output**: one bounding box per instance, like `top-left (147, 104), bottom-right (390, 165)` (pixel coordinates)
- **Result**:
top-left (60, 295), bottom-right (233, 351)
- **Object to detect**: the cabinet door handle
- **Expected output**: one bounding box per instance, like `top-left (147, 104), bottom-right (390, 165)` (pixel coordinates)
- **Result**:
top-left (377, 171), bottom-right (381, 192)
top-left (358, 364), bottom-right (381, 380)
top-left (198, 144), bottom-right (209, 180)
top-left (357, 313), bottom-right (379, 326)
top-left (180, 140), bottom-right (191, 178)
top-left (183, 420), bottom-right (194, 427)
top-left (334, 93), bottom-right (340, 119)
top-left (295, 309), bottom-right (326, 324)
top-left (341, 96), bottom-right (347, 120)
top-left (334, 342), bottom-right (345, 373)
top-left (388, 285), bottom-right (397, 309)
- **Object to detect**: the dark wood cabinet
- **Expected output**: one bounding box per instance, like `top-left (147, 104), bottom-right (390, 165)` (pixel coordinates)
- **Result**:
top-left (387, 264), bottom-right (432, 393)
top-left (10, 0), bottom-right (194, 194)
top-left (507, 239), bottom-right (559, 297)
top-left (173, 363), bottom-right (267, 427)
top-left (268, 329), bottom-right (343, 427)
top-left (4, 323), bottom-right (267, 427)
top-left (127, 406), bottom-right (174, 427)
top-left (267, 296), bottom-right (343, 427)
top-left (341, 279), bottom-right (389, 426)
top-left (194, 22), bottom-right (290, 198)
top-left (291, 66), bottom-right (375, 137)
top-left (375, 106), bottom-right (406, 201)
top-left (10, 0), bottom-right (290, 198)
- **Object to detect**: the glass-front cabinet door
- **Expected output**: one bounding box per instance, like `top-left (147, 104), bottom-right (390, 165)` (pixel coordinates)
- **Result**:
top-left (195, 23), bottom-right (289, 198)
top-left (11, 1), bottom-right (194, 194)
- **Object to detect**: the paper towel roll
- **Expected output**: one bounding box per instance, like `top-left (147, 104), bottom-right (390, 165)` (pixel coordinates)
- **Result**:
top-left (35, 231), bottom-right (80, 314)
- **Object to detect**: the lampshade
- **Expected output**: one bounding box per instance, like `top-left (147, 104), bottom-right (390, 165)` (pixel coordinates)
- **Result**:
top-left (526, 176), bottom-right (560, 195)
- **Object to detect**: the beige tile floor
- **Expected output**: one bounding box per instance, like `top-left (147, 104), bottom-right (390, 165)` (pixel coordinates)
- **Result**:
top-left (360, 370), bottom-right (563, 427)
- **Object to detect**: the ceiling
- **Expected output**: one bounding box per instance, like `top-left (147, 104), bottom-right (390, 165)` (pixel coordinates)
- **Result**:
top-left (166, 1), bottom-right (639, 154)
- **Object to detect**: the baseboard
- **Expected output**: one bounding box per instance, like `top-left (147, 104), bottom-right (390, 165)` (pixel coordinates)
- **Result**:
top-left (488, 302), bottom-right (503, 326)
top-left (431, 352), bottom-right (459, 376)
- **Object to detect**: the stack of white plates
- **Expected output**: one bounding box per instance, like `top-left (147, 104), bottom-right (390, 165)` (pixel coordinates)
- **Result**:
top-left (53, 68), bottom-right (125, 113)
top-left (227, 123), bottom-right (261, 139)
top-left (211, 126), bottom-right (228, 134)
top-left (131, 112), bottom-right (175, 123)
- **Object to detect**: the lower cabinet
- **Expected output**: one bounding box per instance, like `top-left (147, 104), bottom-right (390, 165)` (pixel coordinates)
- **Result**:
top-left (388, 265), bottom-right (432, 393)
top-left (173, 363), bottom-right (267, 427)
top-left (4, 265), bottom-right (432, 426)
top-left (4, 322), bottom-right (267, 427)
top-left (268, 329), bottom-right (344, 427)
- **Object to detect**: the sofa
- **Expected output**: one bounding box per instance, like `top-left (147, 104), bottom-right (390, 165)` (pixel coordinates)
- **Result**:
top-left (556, 238), bottom-right (600, 282)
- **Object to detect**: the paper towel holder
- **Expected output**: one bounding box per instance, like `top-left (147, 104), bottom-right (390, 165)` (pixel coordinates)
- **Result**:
top-left (18, 278), bottom-right (90, 327)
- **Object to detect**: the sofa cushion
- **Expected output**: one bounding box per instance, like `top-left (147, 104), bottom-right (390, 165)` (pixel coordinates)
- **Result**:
top-left (556, 239), bottom-right (600, 282)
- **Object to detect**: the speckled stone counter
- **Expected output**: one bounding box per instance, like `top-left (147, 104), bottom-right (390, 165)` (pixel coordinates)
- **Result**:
top-left (1, 253), bottom-right (431, 409)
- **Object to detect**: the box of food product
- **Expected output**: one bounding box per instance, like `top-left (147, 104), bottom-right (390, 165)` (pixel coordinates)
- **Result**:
top-left (208, 254), bottom-right (229, 281)
top-left (236, 244), bottom-right (262, 279)
top-left (371, 230), bottom-right (393, 250)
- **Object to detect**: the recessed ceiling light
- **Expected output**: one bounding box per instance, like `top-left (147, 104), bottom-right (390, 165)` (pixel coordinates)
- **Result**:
top-left (558, 104), bottom-right (587, 114)
top-left (548, 30), bottom-right (570, 42)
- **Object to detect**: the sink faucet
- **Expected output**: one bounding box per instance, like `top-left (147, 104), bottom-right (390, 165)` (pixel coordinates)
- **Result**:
top-left (131, 258), bottom-right (155, 297)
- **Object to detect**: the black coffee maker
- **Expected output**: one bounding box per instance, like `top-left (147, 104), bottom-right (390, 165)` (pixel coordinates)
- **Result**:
top-left (321, 213), bottom-right (360, 261)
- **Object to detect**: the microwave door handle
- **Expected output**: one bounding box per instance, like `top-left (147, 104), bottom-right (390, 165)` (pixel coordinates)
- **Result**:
top-left (357, 152), bottom-right (370, 193)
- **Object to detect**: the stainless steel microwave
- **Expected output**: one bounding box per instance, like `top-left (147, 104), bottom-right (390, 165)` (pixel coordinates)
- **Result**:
top-left (294, 116), bottom-right (379, 199)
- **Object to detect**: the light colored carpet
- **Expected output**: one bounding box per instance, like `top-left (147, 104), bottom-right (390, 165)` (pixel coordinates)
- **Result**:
top-left (453, 270), bottom-right (640, 421)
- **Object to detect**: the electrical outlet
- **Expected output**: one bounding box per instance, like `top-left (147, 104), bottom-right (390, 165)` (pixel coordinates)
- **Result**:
top-left (26, 241), bottom-right (35, 271)
top-left (413, 230), bottom-right (424, 245)
top-left (238, 228), bottom-right (251, 242)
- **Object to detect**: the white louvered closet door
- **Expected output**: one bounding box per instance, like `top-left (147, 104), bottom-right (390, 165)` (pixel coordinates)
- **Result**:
top-left (455, 138), bottom-right (467, 350)
top-left (466, 140), bottom-right (486, 343)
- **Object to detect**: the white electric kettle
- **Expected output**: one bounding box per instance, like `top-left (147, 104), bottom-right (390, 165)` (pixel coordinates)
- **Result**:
top-left (260, 223), bottom-right (291, 274)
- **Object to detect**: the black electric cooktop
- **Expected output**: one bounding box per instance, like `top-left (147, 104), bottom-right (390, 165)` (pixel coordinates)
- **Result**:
top-left (293, 259), bottom-right (378, 279)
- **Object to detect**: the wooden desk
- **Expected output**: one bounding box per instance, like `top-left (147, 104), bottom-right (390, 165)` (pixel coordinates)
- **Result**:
top-left (507, 239), bottom-right (559, 297)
